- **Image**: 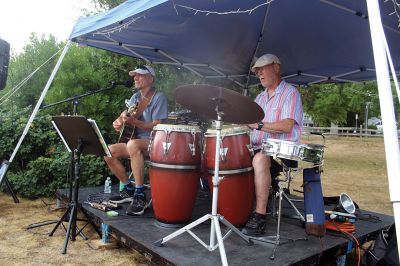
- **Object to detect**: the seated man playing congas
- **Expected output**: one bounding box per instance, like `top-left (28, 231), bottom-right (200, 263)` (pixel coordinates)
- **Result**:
top-left (242, 54), bottom-right (303, 236)
top-left (104, 65), bottom-right (168, 216)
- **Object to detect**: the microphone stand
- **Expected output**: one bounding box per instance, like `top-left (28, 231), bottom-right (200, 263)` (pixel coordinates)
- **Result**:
top-left (41, 83), bottom-right (119, 111)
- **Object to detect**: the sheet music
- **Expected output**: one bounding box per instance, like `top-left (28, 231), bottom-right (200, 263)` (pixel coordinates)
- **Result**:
top-left (51, 120), bottom-right (72, 153)
top-left (88, 119), bottom-right (112, 157)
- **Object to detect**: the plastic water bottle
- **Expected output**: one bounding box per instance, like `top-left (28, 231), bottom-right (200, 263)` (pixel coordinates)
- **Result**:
top-left (101, 223), bottom-right (109, 243)
top-left (104, 177), bottom-right (112, 194)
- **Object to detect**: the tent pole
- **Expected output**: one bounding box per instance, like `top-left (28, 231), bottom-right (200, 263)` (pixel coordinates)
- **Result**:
top-left (9, 41), bottom-right (71, 163)
top-left (366, 0), bottom-right (400, 259)
top-left (0, 41), bottom-right (71, 202)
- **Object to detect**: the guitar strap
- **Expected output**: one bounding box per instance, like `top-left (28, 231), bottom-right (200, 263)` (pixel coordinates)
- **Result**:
top-left (133, 89), bottom-right (156, 119)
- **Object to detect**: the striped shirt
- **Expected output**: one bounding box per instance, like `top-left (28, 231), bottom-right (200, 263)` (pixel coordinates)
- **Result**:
top-left (251, 80), bottom-right (303, 148)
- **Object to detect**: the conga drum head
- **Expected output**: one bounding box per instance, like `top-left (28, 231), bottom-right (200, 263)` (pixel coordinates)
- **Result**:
top-left (149, 124), bottom-right (202, 166)
top-left (204, 125), bottom-right (250, 137)
top-left (153, 124), bottom-right (202, 133)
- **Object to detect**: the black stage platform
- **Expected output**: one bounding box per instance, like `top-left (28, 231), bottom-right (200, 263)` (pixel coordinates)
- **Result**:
top-left (57, 186), bottom-right (394, 265)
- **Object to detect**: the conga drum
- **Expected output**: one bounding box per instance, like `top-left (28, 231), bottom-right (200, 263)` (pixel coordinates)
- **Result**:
top-left (204, 126), bottom-right (255, 227)
top-left (148, 124), bottom-right (202, 225)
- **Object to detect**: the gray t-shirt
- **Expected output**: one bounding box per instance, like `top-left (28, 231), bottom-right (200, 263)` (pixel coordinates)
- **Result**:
top-left (127, 89), bottom-right (168, 139)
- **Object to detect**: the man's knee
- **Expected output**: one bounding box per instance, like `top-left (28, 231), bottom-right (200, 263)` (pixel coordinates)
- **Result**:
top-left (127, 139), bottom-right (144, 156)
top-left (252, 152), bottom-right (271, 168)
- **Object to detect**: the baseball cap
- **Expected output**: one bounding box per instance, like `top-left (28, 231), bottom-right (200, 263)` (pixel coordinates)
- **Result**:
top-left (251, 54), bottom-right (281, 72)
top-left (129, 65), bottom-right (156, 77)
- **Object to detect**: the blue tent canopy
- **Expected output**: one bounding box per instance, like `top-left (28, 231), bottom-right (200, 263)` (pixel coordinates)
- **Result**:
top-left (69, 0), bottom-right (400, 87)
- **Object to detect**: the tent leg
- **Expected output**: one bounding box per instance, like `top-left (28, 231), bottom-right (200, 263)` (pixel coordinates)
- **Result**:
top-left (366, 0), bottom-right (400, 258)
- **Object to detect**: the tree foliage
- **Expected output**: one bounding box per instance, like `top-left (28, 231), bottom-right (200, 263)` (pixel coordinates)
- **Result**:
top-left (299, 82), bottom-right (386, 127)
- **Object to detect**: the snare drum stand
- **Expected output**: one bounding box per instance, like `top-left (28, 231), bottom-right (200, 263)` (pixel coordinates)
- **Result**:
top-left (251, 159), bottom-right (307, 260)
top-left (155, 109), bottom-right (253, 266)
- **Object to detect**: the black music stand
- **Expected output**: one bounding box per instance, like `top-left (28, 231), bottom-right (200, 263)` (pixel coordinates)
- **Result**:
top-left (48, 115), bottom-right (110, 254)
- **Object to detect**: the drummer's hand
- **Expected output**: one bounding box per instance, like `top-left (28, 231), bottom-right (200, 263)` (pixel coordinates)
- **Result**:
top-left (248, 123), bottom-right (258, 130)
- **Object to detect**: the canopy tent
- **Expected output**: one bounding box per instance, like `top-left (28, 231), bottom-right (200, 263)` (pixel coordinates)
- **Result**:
top-left (1, 0), bottom-right (399, 260)
top-left (69, 0), bottom-right (400, 87)
top-left (68, 0), bottom-right (400, 258)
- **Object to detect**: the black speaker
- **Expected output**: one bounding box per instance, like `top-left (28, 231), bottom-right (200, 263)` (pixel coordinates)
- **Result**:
top-left (0, 39), bottom-right (10, 90)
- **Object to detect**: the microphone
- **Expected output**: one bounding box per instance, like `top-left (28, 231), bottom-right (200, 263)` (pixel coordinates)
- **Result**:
top-left (111, 79), bottom-right (133, 87)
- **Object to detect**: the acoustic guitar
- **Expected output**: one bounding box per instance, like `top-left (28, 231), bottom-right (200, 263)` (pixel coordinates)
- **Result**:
top-left (118, 101), bottom-right (139, 143)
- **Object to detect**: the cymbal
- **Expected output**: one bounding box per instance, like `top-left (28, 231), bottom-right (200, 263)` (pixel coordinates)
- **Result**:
top-left (173, 84), bottom-right (264, 124)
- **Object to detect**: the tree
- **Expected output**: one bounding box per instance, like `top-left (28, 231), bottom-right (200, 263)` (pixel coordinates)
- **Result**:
top-left (299, 82), bottom-right (384, 127)
top-left (90, 0), bottom-right (124, 10)
top-left (2, 33), bottom-right (62, 109)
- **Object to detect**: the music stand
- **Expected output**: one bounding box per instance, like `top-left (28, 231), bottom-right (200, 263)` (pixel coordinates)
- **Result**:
top-left (155, 85), bottom-right (264, 266)
top-left (48, 115), bottom-right (110, 254)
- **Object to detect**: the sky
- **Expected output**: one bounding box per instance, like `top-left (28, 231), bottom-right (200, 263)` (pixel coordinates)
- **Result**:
top-left (0, 0), bottom-right (96, 54)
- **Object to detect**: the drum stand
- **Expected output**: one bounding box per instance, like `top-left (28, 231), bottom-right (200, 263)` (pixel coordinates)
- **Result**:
top-left (155, 110), bottom-right (253, 266)
top-left (251, 160), bottom-right (307, 260)
top-left (270, 161), bottom-right (305, 222)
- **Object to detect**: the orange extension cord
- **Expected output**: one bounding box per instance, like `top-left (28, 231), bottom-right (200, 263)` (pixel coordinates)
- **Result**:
top-left (325, 220), bottom-right (361, 266)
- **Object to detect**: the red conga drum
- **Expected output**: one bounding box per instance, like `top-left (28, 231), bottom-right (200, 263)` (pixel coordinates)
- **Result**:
top-left (205, 126), bottom-right (255, 227)
top-left (149, 124), bottom-right (202, 225)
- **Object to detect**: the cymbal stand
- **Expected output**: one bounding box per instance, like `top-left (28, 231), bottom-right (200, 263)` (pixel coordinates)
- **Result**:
top-left (155, 109), bottom-right (252, 266)
top-left (251, 160), bottom-right (307, 260)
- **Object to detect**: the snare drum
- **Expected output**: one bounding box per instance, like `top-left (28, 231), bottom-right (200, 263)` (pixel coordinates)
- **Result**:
top-left (262, 139), bottom-right (301, 161)
top-left (262, 139), bottom-right (324, 164)
top-left (298, 143), bottom-right (324, 164)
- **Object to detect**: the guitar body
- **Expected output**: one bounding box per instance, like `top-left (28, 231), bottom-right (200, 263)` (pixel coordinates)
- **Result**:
top-left (118, 102), bottom-right (139, 143)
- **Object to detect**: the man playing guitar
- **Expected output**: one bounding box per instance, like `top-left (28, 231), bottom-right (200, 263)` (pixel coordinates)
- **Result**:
top-left (104, 65), bottom-right (168, 215)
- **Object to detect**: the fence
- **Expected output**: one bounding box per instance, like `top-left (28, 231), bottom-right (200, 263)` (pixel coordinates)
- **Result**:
top-left (303, 126), bottom-right (383, 137)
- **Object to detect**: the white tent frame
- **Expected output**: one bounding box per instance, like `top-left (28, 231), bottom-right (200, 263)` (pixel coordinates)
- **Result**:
top-left (367, 0), bottom-right (400, 257)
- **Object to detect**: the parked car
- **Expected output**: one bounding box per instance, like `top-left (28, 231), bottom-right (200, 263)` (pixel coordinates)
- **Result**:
top-left (376, 121), bottom-right (399, 133)
top-left (376, 121), bottom-right (383, 133)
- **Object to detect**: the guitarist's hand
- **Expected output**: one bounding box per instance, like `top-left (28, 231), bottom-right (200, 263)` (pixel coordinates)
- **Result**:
top-left (124, 116), bottom-right (140, 126)
top-left (113, 117), bottom-right (123, 131)
top-left (121, 112), bottom-right (133, 124)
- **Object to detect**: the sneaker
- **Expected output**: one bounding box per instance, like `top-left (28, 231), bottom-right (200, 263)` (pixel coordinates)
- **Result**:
top-left (241, 212), bottom-right (266, 236)
top-left (108, 187), bottom-right (134, 204)
top-left (126, 194), bottom-right (147, 215)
